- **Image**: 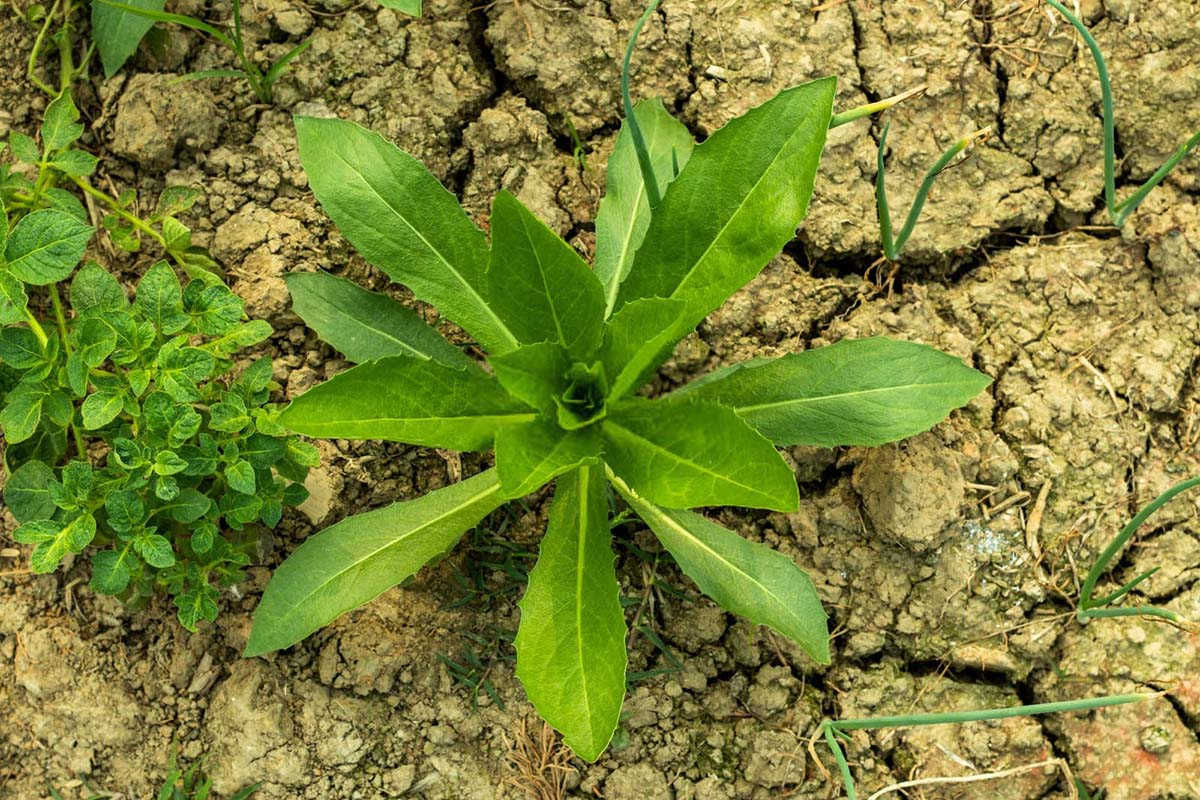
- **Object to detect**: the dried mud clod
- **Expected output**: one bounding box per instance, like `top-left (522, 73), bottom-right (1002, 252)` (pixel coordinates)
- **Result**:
top-left (4, 0), bottom-right (1200, 798)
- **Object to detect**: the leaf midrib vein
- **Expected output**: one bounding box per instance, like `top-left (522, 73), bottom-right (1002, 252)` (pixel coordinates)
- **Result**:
top-left (735, 380), bottom-right (973, 414)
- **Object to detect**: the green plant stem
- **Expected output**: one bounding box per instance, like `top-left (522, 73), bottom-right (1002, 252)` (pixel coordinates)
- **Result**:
top-left (821, 693), bottom-right (1150, 798)
top-left (25, 0), bottom-right (61, 95)
top-left (1110, 129), bottom-right (1200, 225)
top-left (22, 307), bottom-right (50, 349)
top-left (1046, 0), bottom-right (1115, 215)
top-left (1045, 0), bottom-right (1200, 227)
top-left (1080, 605), bottom-right (1181, 623)
top-left (823, 723), bottom-right (858, 800)
top-left (828, 85), bottom-right (925, 129)
top-left (70, 175), bottom-right (173, 255)
top-left (829, 693), bottom-right (1147, 733)
top-left (1077, 474), bottom-right (1200, 621)
top-left (50, 283), bottom-right (91, 458)
top-left (621, 0), bottom-right (665, 210)
top-left (55, 0), bottom-right (75, 94)
top-left (875, 124), bottom-right (989, 260)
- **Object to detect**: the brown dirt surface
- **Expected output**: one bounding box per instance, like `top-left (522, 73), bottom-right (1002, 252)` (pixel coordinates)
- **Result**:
top-left (3, 1), bottom-right (1200, 798)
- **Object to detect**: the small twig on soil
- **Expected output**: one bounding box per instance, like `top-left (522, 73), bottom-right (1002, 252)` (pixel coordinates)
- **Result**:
top-left (1026, 480), bottom-right (1052, 584)
top-left (1075, 355), bottom-right (1124, 414)
top-left (984, 490), bottom-right (1031, 520)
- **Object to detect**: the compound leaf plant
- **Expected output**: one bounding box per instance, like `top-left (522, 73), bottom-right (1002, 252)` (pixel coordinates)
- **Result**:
top-left (245, 77), bottom-right (990, 759)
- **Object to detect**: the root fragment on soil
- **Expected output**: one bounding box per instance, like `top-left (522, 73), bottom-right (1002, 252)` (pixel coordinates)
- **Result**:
top-left (865, 757), bottom-right (1077, 800)
top-left (504, 718), bottom-right (575, 800)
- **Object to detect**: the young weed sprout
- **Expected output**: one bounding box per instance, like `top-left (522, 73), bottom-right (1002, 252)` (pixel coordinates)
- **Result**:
top-left (1046, 0), bottom-right (1200, 227)
top-left (93, 0), bottom-right (313, 103)
top-left (243, 0), bottom-right (991, 762)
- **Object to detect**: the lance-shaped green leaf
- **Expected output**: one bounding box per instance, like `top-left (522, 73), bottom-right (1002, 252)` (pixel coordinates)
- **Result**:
top-left (601, 296), bottom-right (687, 400)
top-left (675, 337), bottom-right (991, 446)
top-left (516, 465), bottom-right (626, 761)
top-left (595, 99), bottom-right (694, 316)
top-left (495, 418), bottom-right (601, 498)
top-left (610, 471), bottom-right (829, 664)
top-left (487, 191), bottom-right (605, 358)
top-left (602, 398), bottom-right (798, 512)
top-left (294, 116), bottom-right (517, 354)
top-left (246, 468), bottom-right (505, 655)
top-left (92, 0), bottom-right (165, 77)
top-left (489, 342), bottom-right (571, 411)
top-left (615, 78), bottom-right (835, 328)
top-left (5, 209), bottom-right (93, 285)
top-left (286, 271), bottom-right (473, 369)
top-left (280, 355), bottom-right (535, 451)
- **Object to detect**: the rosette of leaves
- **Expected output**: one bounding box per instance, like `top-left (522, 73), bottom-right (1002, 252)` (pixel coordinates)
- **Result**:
top-left (244, 78), bottom-right (991, 763)
top-left (1, 260), bottom-right (315, 630)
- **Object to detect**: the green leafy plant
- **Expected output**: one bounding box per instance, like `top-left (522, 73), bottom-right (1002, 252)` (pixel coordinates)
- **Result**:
top-left (1, 254), bottom-right (314, 628)
top-left (47, 744), bottom-right (262, 800)
top-left (243, 6), bottom-right (990, 761)
top-left (0, 83), bottom-right (311, 629)
top-left (92, 0), bottom-right (421, 103)
top-left (3, 75), bottom-right (221, 280)
top-left (1045, 0), bottom-right (1200, 227)
top-left (153, 746), bottom-right (261, 800)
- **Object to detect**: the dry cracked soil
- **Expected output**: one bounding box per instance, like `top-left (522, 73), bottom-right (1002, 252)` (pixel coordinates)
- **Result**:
top-left (2, 1), bottom-right (1200, 799)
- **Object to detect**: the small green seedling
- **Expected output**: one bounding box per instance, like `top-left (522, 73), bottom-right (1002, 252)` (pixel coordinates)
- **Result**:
top-left (154, 746), bottom-right (261, 800)
top-left (820, 693), bottom-right (1149, 799)
top-left (243, 3), bottom-right (990, 762)
top-left (47, 743), bottom-right (260, 800)
top-left (874, 123), bottom-right (991, 261)
top-left (92, 0), bottom-right (421, 103)
top-left (1077, 475), bottom-right (1200, 626)
top-left (1046, 0), bottom-right (1200, 227)
top-left (93, 0), bottom-right (311, 103)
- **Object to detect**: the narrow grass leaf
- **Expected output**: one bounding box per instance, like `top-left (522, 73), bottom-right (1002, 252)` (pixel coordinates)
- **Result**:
top-left (286, 271), bottom-right (472, 368)
top-left (294, 117), bottom-right (516, 354)
top-left (602, 398), bottom-right (798, 512)
top-left (245, 469), bottom-right (505, 655)
top-left (516, 465), bottom-right (626, 761)
top-left (611, 471), bottom-right (829, 664)
top-left (674, 337), bottom-right (991, 446)
top-left (279, 355), bottom-right (535, 451)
